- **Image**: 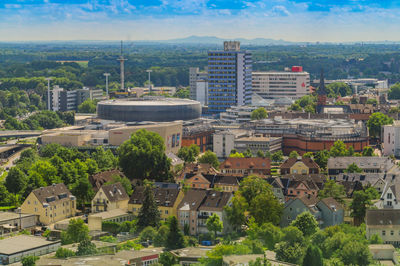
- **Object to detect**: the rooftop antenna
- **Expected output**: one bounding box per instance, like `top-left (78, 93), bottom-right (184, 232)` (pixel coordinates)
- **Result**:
top-left (117, 40), bottom-right (127, 92)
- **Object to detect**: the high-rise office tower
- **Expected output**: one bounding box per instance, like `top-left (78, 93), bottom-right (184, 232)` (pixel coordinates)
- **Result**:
top-left (189, 67), bottom-right (208, 105)
top-left (207, 41), bottom-right (252, 115)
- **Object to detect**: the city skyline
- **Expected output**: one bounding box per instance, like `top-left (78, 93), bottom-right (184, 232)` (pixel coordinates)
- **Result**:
top-left (1, 0), bottom-right (400, 42)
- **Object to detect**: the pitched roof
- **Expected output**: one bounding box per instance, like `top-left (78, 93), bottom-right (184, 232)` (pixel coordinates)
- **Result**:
top-left (186, 173), bottom-right (211, 184)
top-left (89, 169), bottom-right (125, 192)
top-left (213, 175), bottom-right (240, 186)
top-left (32, 183), bottom-right (74, 206)
top-left (266, 177), bottom-right (284, 189)
top-left (178, 163), bottom-right (219, 181)
top-left (383, 183), bottom-right (400, 201)
top-left (129, 186), bottom-right (181, 207)
top-left (198, 191), bottom-right (232, 211)
top-left (318, 197), bottom-right (343, 211)
top-left (366, 209), bottom-right (400, 226)
top-left (298, 194), bottom-right (319, 206)
top-left (281, 174), bottom-right (326, 189)
top-left (327, 157), bottom-right (394, 171)
top-left (337, 180), bottom-right (363, 197)
top-left (100, 182), bottom-right (129, 202)
top-left (280, 157), bottom-right (320, 170)
top-left (178, 189), bottom-right (207, 211)
top-left (220, 157), bottom-right (271, 170)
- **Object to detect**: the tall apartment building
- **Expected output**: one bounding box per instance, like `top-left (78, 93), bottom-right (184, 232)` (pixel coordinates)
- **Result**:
top-left (252, 66), bottom-right (310, 100)
top-left (50, 86), bottom-right (104, 112)
top-left (208, 41), bottom-right (252, 115)
top-left (189, 67), bottom-right (208, 105)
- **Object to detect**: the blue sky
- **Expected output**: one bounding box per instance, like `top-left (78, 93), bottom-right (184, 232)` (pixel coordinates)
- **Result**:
top-left (1, 0), bottom-right (400, 42)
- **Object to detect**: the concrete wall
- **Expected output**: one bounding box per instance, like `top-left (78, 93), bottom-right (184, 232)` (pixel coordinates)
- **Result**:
top-left (108, 122), bottom-right (182, 153)
top-left (41, 133), bottom-right (92, 147)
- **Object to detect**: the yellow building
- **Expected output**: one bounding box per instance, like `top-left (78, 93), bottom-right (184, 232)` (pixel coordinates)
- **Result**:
top-left (91, 183), bottom-right (129, 213)
top-left (280, 157), bottom-right (320, 175)
top-left (108, 122), bottom-right (183, 153)
top-left (21, 184), bottom-right (76, 225)
top-left (128, 187), bottom-right (184, 221)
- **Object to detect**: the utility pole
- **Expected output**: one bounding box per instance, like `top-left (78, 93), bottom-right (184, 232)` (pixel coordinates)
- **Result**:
top-left (45, 78), bottom-right (52, 111)
top-left (103, 73), bottom-right (110, 99)
top-left (146, 69), bottom-right (153, 94)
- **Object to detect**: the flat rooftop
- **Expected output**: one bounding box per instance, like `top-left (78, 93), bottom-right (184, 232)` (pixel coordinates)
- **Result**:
top-left (89, 209), bottom-right (129, 220)
top-left (0, 235), bottom-right (59, 255)
top-left (0, 212), bottom-right (36, 222)
top-left (170, 246), bottom-right (212, 258)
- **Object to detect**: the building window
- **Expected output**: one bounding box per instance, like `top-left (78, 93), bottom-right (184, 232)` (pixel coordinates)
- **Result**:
top-left (391, 230), bottom-right (394, 236)
top-left (382, 230), bottom-right (386, 236)
top-left (388, 193), bottom-right (393, 199)
top-left (28, 201), bottom-right (30, 205)
top-left (388, 201), bottom-right (392, 206)
top-left (165, 210), bottom-right (168, 214)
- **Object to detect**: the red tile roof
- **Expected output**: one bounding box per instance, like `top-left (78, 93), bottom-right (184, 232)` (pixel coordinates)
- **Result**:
top-left (280, 157), bottom-right (320, 170)
top-left (220, 157), bottom-right (271, 170)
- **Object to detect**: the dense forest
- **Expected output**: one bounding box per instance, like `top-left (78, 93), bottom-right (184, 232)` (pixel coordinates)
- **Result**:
top-left (1, 42), bottom-right (400, 92)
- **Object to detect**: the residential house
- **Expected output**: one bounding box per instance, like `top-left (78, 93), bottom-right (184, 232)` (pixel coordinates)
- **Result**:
top-left (280, 157), bottom-right (320, 175)
top-left (336, 173), bottom-right (389, 194)
top-left (327, 157), bottom-right (395, 176)
top-left (177, 163), bottom-right (219, 183)
top-left (366, 209), bottom-right (400, 247)
top-left (213, 175), bottom-right (241, 192)
top-left (266, 177), bottom-right (285, 203)
top-left (220, 157), bottom-right (271, 176)
top-left (281, 195), bottom-right (344, 228)
top-left (21, 184), bottom-right (76, 225)
top-left (337, 180), bottom-right (363, 198)
top-left (128, 187), bottom-right (184, 221)
top-left (177, 189), bottom-right (233, 236)
top-left (91, 182), bottom-right (129, 213)
top-left (184, 173), bottom-right (212, 189)
top-left (280, 174), bottom-right (326, 200)
top-left (89, 169), bottom-right (126, 192)
top-left (375, 183), bottom-right (400, 209)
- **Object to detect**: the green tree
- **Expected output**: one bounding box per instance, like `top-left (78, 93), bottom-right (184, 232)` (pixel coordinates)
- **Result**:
top-left (64, 219), bottom-right (90, 244)
top-left (154, 225), bottom-right (169, 247)
top-left (229, 152), bottom-right (245, 158)
top-left (271, 151), bottom-right (283, 162)
top-left (105, 174), bottom-right (133, 196)
top-left (256, 150), bottom-right (264, 158)
top-left (302, 245), bottom-right (323, 266)
top-left (71, 176), bottom-right (94, 210)
top-left (166, 216), bottom-right (185, 250)
top-left (291, 212), bottom-right (318, 237)
top-left (339, 241), bottom-right (372, 266)
top-left (362, 146), bottom-right (374, 156)
top-left (289, 103), bottom-right (302, 111)
top-left (243, 148), bottom-right (253, 158)
top-left (282, 226), bottom-right (304, 245)
top-left (5, 167), bottom-right (27, 194)
top-left (78, 99), bottom-right (97, 113)
top-left (198, 150), bottom-right (219, 169)
top-left (159, 251), bottom-right (178, 266)
top-left (137, 182), bottom-right (160, 228)
top-left (350, 190), bottom-right (374, 225)
top-left (388, 83), bottom-right (400, 99)
top-left (118, 129), bottom-right (172, 181)
top-left (289, 150), bottom-right (299, 158)
top-left (369, 234), bottom-right (383, 244)
top-left (76, 239), bottom-right (97, 256)
top-left (224, 193), bottom-right (248, 232)
top-left (326, 82), bottom-right (352, 97)
top-left (256, 222), bottom-right (282, 250)
top-left (303, 152), bottom-right (313, 158)
top-left (173, 88), bottom-right (190, 99)
top-left (21, 256), bottom-right (39, 266)
top-left (55, 247), bottom-right (75, 258)
top-left (318, 180), bottom-right (346, 204)
top-left (251, 107), bottom-right (268, 120)
top-left (314, 150), bottom-right (330, 169)
top-left (329, 140), bottom-right (348, 157)
top-left (304, 104), bottom-right (315, 113)
top-left (206, 213), bottom-right (223, 239)
top-left (29, 160), bottom-right (60, 185)
top-left (177, 144), bottom-right (200, 163)
top-left (92, 147), bottom-right (117, 171)
top-left (275, 242), bottom-right (304, 265)
top-left (346, 163), bottom-right (363, 173)
top-left (139, 226), bottom-right (157, 242)
top-left (366, 98), bottom-right (378, 105)
top-left (367, 112), bottom-right (393, 139)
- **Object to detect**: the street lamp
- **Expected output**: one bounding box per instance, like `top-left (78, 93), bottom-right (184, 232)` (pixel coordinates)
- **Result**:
top-left (45, 78), bottom-right (52, 111)
top-left (103, 73), bottom-right (110, 99)
top-left (146, 69), bottom-right (153, 94)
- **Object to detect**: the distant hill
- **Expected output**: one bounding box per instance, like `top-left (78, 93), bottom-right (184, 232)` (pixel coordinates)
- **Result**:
top-left (136, 35), bottom-right (296, 45)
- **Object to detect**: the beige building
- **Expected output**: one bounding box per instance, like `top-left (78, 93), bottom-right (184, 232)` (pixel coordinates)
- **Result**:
top-left (366, 209), bottom-right (400, 246)
top-left (128, 187), bottom-right (184, 222)
top-left (91, 182), bottom-right (129, 213)
top-left (21, 184), bottom-right (76, 226)
top-left (88, 209), bottom-right (133, 231)
top-left (40, 130), bottom-right (108, 147)
top-left (108, 122), bottom-right (183, 153)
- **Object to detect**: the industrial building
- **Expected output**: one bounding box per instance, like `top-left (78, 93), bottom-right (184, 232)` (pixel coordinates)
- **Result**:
top-left (0, 235), bottom-right (61, 264)
top-left (0, 212), bottom-right (37, 235)
top-left (252, 66), bottom-right (310, 100)
top-left (246, 117), bottom-right (369, 155)
top-left (97, 98), bottom-right (201, 122)
top-left (208, 41), bottom-right (252, 114)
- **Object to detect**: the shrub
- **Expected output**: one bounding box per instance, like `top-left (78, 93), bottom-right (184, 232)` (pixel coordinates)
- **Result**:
top-left (55, 247), bottom-right (75, 258)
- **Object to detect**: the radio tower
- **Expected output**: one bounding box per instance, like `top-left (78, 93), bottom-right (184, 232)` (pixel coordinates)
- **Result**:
top-left (117, 41), bottom-right (127, 92)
